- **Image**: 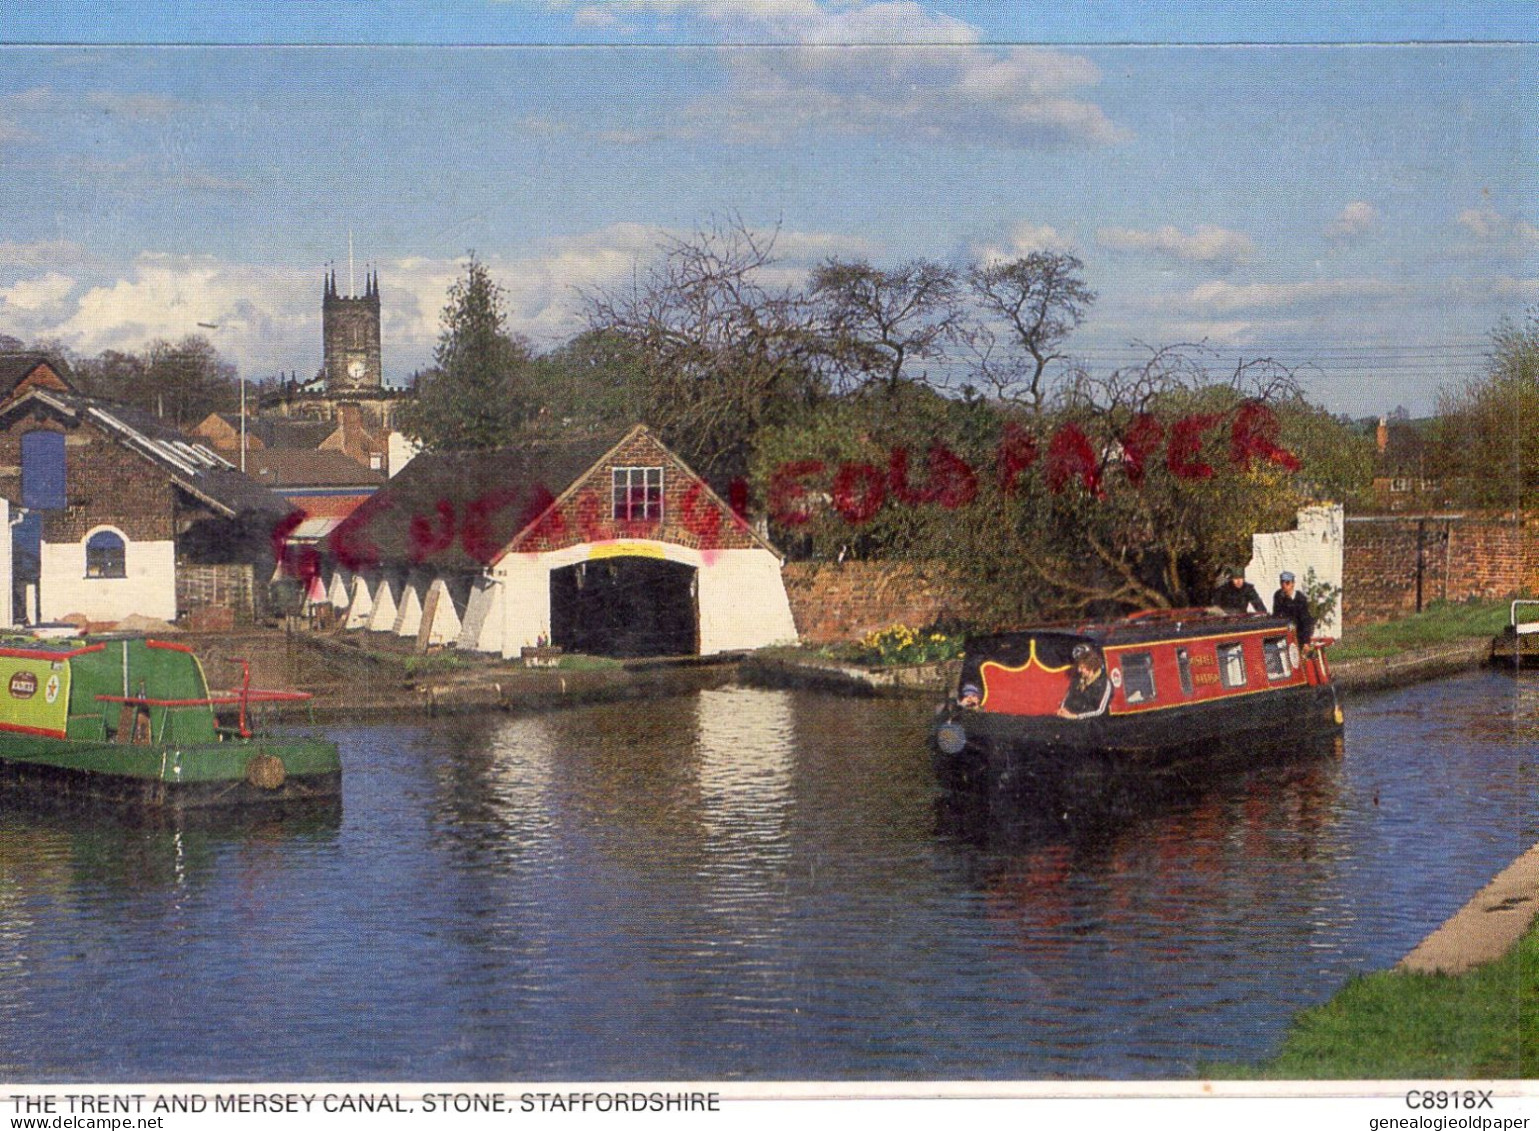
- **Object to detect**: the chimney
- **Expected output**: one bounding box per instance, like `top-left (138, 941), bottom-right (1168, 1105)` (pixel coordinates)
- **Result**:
top-left (1376, 416), bottom-right (1389, 454)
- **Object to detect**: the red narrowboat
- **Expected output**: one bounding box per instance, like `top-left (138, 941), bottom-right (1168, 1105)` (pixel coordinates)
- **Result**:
top-left (930, 609), bottom-right (1342, 800)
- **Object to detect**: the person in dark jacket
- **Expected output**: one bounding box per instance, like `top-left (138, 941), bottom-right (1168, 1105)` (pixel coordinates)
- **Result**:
top-left (1213, 566), bottom-right (1268, 614)
top-left (1057, 644), bottom-right (1111, 719)
top-left (1272, 570), bottom-right (1315, 645)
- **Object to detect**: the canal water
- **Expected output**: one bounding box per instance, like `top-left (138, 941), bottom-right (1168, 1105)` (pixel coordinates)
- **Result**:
top-left (1, 670), bottom-right (1533, 1081)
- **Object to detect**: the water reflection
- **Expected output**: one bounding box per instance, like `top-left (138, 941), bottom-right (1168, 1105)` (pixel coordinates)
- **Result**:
top-left (0, 671), bottom-right (1532, 1081)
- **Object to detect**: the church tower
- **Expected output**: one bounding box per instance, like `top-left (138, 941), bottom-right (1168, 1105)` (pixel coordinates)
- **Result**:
top-left (322, 263), bottom-right (382, 393)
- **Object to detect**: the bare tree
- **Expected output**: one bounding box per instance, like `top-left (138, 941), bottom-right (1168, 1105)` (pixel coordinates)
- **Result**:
top-left (967, 252), bottom-right (1096, 412)
top-left (808, 258), bottom-right (964, 394)
top-left (582, 215), bottom-right (826, 483)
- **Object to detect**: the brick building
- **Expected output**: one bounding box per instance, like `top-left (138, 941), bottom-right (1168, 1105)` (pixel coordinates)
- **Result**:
top-left (0, 388), bottom-right (289, 627)
top-left (316, 425), bottom-right (797, 656)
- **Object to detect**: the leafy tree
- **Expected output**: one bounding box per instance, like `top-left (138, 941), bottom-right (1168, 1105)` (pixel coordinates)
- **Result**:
top-left (808, 258), bottom-right (964, 394)
top-left (967, 252), bottom-right (1096, 412)
top-left (398, 256), bottom-right (537, 452)
top-left (524, 329), bottom-right (646, 437)
top-left (1433, 311), bottom-right (1538, 507)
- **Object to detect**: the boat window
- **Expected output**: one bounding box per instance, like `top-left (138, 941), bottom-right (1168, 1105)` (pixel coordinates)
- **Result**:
top-left (1262, 636), bottom-right (1292, 680)
top-left (1175, 647), bottom-right (1194, 696)
top-left (1119, 652), bottom-right (1157, 704)
top-left (86, 530), bottom-right (126, 579)
top-left (1217, 641), bottom-right (1248, 688)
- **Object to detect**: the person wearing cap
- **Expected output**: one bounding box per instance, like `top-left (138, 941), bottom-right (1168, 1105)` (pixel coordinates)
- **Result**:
top-left (957, 682), bottom-right (982, 708)
top-left (1212, 565), bottom-right (1267, 615)
top-left (1272, 570), bottom-right (1315, 646)
top-left (1056, 644), bottom-right (1111, 719)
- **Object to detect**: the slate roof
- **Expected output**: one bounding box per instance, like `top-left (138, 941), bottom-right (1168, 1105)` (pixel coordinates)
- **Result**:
top-left (327, 431), bottom-right (625, 572)
top-left (0, 389), bottom-right (291, 518)
top-left (246, 449), bottom-right (385, 489)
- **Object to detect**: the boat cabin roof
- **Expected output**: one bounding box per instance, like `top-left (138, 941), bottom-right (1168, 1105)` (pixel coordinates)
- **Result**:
top-left (965, 610), bottom-right (1297, 655)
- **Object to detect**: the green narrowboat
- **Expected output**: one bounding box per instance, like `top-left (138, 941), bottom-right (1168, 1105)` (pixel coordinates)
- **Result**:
top-left (0, 635), bottom-right (340, 808)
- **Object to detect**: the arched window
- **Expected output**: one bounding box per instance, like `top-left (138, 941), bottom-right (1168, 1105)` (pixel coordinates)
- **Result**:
top-left (86, 530), bottom-right (126, 579)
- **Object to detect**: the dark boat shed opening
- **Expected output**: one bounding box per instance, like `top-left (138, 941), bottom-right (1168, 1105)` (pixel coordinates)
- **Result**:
top-left (549, 557), bottom-right (698, 658)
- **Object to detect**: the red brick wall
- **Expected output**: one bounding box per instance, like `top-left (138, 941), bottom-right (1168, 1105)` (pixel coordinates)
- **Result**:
top-left (511, 428), bottom-right (760, 555)
top-left (1342, 513), bottom-right (1534, 625)
top-left (782, 561), bottom-right (965, 644)
top-left (0, 412), bottom-right (177, 542)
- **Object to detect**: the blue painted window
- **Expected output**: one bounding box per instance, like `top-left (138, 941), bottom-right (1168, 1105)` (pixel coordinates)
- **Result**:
top-left (21, 431), bottom-right (66, 510)
top-left (86, 531), bottom-right (126, 579)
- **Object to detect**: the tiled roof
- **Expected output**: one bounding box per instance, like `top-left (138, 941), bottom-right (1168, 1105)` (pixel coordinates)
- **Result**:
top-left (246, 449), bottom-right (386, 488)
top-left (0, 352), bottom-right (71, 396)
top-left (327, 431), bottom-right (626, 572)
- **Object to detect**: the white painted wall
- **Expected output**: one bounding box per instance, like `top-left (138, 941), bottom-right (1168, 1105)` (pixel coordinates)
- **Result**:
top-left (387, 432), bottom-right (422, 478)
top-left (344, 572), bottom-right (374, 629)
top-left (366, 574), bottom-right (401, 632)
top-left (458, 576), bottom-right (503, 652)
top-left (495, 554), bottom-right (554, 659)
top-left (40, 530), bottom-right (176, 624)
top-left (1247, 504), bottom-right (1345, 638)
top-left (489, 540), bottom-right (799, 658)
top-left (695, 548), bottom-right (799, 654)
top-left (421, 576), bottom-right (463, 646)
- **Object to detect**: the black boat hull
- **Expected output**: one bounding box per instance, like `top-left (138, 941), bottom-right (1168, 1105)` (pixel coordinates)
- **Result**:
top-left (931, 680), bottom-right (1343, 804)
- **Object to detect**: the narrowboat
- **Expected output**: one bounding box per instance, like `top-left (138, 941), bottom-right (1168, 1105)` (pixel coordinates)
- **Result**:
top-left (931, 609), bottom-right (1342, 801)
top-left (0, 634), bottom-right (341, 809)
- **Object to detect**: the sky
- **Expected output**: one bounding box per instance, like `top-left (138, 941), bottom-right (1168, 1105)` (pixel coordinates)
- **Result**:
top-left (0, 2), bottom-right (1532, 417)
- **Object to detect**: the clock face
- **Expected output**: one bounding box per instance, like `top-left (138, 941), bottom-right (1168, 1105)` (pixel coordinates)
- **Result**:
top-left (347, 359), bottom-right (365, 379)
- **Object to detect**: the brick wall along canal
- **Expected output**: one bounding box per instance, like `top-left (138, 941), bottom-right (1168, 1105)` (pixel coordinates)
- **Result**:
top-left (1, 670), bottom-right (1533, 1081)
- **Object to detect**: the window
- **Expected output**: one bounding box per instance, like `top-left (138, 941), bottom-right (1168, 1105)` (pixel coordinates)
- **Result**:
top-left (1175, 647), bottom-right (1194, 696)
top-left (86, 530), bottom-right (126, 579)
top-left (612, 467), bottom-right (663, 522)
top-left (1262, 636), bottom-right (1292, 681)
top-left (1217, 641), bottom-right (1248, 689)
top-left (21, 430), bottom-right (66, 510)
top-left (1119, 652), bottom-right (1157, 704)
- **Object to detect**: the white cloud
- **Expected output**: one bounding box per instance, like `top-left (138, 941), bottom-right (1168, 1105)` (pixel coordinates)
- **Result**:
top-left (1096, 224), bottom-right (1255, 266)
top-left (1456, 206), bottom-right (1538, 248)
top-left (1176, 278), bottom-right (1408, 316)
top-left (554, 2), bottom-right (1126, 149)
top-left (705, 46), bottom-right (1127, 149)
top-left (0, 273), bottom-right (75, 313)
top-left (973, 221), bottom-right (1077, 264)
top-left (1326, 201), bottom-right (1379, 241)
top-left (0, 240), bottom-right (89, 270)
top-left (550, 0), bottom-right (976, 43)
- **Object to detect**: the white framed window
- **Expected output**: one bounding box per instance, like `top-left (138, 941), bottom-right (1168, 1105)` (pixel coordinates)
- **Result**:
top-left (1217, 641), bottom-right (1248, 688)
top-left (612, 467), bottom-right (663, 522)
top-left (1262, 636), bottom-right (1292, 681)
top-left (1119, 652), bottom-right (1157, 703)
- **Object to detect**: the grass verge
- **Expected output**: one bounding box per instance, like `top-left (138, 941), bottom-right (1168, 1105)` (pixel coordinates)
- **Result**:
top-left (1329, 599), bottom-right (1524, 662)
top-left (1208, 923), bottom-right (1537, 1079)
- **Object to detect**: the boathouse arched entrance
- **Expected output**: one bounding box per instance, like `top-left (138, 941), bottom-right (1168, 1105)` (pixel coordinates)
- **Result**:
top-left (549, 555), bottom-right (697, 658)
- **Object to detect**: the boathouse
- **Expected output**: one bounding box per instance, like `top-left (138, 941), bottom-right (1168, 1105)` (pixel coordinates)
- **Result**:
top-left (320, 426), bottom-right (798, 657)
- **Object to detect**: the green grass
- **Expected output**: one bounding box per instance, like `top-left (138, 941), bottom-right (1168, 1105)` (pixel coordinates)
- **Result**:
top-left (555, 653), bottom-right (625, 671)
top-left (1208, 923), bottom-right (1537, 1079)
top-left (1330, 598), bottom-right (1525, 661)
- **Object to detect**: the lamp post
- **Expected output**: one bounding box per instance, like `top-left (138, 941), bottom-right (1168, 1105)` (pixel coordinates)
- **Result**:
top-left (197, 321), bottom-right (244, 473)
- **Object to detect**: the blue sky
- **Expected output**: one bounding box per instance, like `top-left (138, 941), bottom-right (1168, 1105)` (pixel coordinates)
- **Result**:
top-left (0, 2), bottom-right (1532, 416)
